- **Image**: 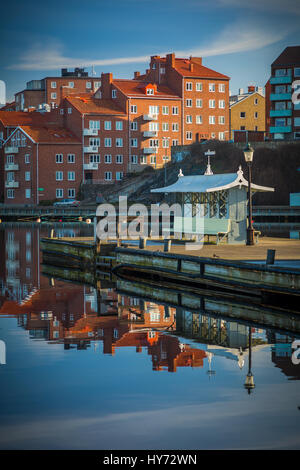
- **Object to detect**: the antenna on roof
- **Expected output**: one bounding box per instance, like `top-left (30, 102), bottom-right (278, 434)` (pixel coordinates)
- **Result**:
top-left (91, 65), bottom-right (96, 76)
top-left (204, 149), bottom-right (215, 175)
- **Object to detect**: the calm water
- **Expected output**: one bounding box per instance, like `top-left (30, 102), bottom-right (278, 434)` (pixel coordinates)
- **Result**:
top-left (0, 225), bottom-right (300, 450)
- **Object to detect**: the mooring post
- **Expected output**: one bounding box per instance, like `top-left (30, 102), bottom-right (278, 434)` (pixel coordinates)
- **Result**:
top-left (266, 249), bottom-right (276, 265)
top-left (93, 217), bottom-right (97, 243)
top-left (139, 237), bottom-right (147, 249)
top-left (164, 239), bottom-right (171, 252)
top-left (50, 229), bottom-right (55, 239)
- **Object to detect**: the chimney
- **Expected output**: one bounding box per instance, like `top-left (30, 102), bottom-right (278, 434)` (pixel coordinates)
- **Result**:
top-left (190, 56), bottom-right (202, 66)
top-left (248, 85), bottom-right (255, 93)
top-left (101, 72), bottom-right (113, 99)
top-left (189, 62), bottom-right (194, 72)
top-left (166, 53), bottom-right (175, 68)
top-left (239, 88), bottom-right (244, 95)
top-left (134, 71), bottom-right (140, 79)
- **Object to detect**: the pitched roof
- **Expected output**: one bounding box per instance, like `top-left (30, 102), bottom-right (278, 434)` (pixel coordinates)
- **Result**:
top-left (0, 110), bottom-right (48, 127)
top-left (65, 94), bottom-right (126, 115)
top-left (272, 46), bottom-right (300, 67)
top-left (6, 125), bottom-right (81, 144)
top-left (113, 79), bottom-right (181, 98)
top-left (230, 91), bottom-right (265, 108)
top-left (173, 58), bottom-right (230, 80)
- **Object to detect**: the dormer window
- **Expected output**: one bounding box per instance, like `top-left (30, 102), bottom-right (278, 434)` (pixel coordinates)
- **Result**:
top-left (145, 83), bottom-right (157, 96)
top-left (147, 88), bottom-right (154, 95)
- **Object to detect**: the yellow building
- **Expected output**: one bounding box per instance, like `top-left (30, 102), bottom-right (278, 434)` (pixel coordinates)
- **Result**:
top-left (230, 86), bottom-right (265, 139)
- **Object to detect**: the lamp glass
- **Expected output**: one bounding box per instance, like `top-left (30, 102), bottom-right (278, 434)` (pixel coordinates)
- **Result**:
top-left (244, 144), bottom-right (254, 163)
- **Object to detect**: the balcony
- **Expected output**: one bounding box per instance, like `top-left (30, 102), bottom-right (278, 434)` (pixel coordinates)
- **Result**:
top-left (270, 76), bottom-right (292, 85)
top-left (269, 126), bottom-right (292, 134)
top-left (143, 147), bottom-right (157, 154)
top-left (270, 93), bottom-right (292, 101)
top-left (83, 128), bottom-right (98, 136)
top-left (4, 146), bottom-right (19, 154)
top-left (5, 163), bottom-right (19, 171)
top-left (270, 109), bottom-right (292, 117)
top-left (143, 114), bottom-right (158, 121)
top-left (5, 181), bottom-right (19, 188)
top-left (83, 146), bottom-right (99, 153)
top-left (143, 131), bottom-right (158, 137)
top-left (84, 162), bottom-right (99, 170)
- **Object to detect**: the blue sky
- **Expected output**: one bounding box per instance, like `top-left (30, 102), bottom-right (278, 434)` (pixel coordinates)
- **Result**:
top-left (1, 0), bottom-right (300, 102)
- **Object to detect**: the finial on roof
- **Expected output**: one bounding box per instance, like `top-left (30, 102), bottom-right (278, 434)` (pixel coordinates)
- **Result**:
top-left (237, 165), bottom-right (243, 177)
top-left (204, 163), bottom-right (213, 175)
top-left (178, 169), bottom-right (184, 177)
top-left (204, 149), bottom-right (215, 176)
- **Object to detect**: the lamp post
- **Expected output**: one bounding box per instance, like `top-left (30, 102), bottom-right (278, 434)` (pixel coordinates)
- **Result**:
top-left (244, 326), bottom-right (255, 394)
top-left (243, 143), bottom-right (254, 246)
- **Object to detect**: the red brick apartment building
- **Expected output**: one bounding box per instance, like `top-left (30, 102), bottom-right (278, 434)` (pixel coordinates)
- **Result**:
top-left (1, 54), bottom-right (230, 201)
top-left (265, 46), bottom-right (300, 141)
top-left (15, 67), bottom-right (101, 111)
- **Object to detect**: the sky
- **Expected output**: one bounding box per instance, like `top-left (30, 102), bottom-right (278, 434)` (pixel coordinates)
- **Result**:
top-left (0, 0), bottom-right (300, 102)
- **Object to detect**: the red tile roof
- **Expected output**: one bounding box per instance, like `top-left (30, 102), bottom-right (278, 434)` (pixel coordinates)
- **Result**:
top-left (0, 110), bottom-right (49, 127)
top-left (173, 58), bottom-right (229, 79)
top-left (7, 125), bottom-right (81, 144)
top-left (65, 94), bottom-right (126, 115)
top-left (272, 46), bottom-right (300, 67)
top-left (113, 79), bottom-right (181, 98)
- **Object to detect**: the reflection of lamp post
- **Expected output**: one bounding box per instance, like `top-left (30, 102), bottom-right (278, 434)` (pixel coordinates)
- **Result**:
top-left (244, 327), bottom-right (255, 394)
top-left (163, 137), bottom-right (170, 185)
top-left (206, 352), bottom-right (216, 378)
top-left (243, 143), bottom-right (254, 246)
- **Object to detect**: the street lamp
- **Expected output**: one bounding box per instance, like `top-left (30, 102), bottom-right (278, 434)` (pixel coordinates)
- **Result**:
top-left (244, 326), bottom-right (255, 394)
top-left (243, 143), bottom-right (254, 246)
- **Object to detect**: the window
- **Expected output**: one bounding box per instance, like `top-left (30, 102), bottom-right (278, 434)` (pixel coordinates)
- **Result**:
top-left (94, 81), bottom-right (101, 90)
top-left (146, 88), bottom-right (154, 95)
top-left (68, 154), bottom-right (75, 163)
top-left (149, 122), bottom-right (159, 131)
top-left (209, 83), bottom-right (215, 92)
top-left (186, 115), bottom-right (192, 123)
top-left (172, 106), bottom-right (178, 115)
top-left (131, 105), bottom-right (137, 114)
top-left (240, 126), bottom-right (245, 130)
top-left (254, 98), bottom-right (258, 105)
top-left (211, 133), bottom-right (215, 139)
top-left (60, 109), bottom-right (64, 115)
top-left (90, 138), bottom-right (100, 147)
top-left (160, 67), bottom-right (165, 74)
top-left (209, 116), bottom-right (215, 124)
top-left (105, 171), bottom-right (112, 181)
top-left (172, 123), bottom-right (179, 132)
top-left (25, 154), bottom-right (30, 163)
top-left (162, 106), bottom-right (169, 115)
top-left (140, 155), bottom-right (147, 164)
top-left (7, 189), bottom-right (14, 199)
top-left (149, 139), bottom-right (159, 147)
top-left (131, 155), bottom-right (138, 164)
top-left (112, 89), bottom-right (117, 98)
top-left (196, 115), bottom-right (202, 124)
top-left (51, 82), bottom-right (56, 88)
top-left (56, 189), bottom-right (63, 198)
top-left (186, 99), bottom-right (192, 107)
top-left (186, 131), bottom-right (192, 140)
top-left (219, 83), bottom-right (225, 92)
top-left (105, 155), bottom-right (112, 163)
top-left (86, 81), bottom-right (92, 89)
top-left (25, 171), bottom-right (31, 181)
top-left (68, 171), bottom-right (75, 181)
top-left (7, 155), bottom-right (14, 163)
top-left (209, 99), bottom-right (215, 108)
top-left (116, 121), bottom-right (123, 130)
top-left (68, 189), bottom-right (75, 198)
top-left (90, 154), bottom-right (100, 163)
top-left (7, 172), bottom-right (14, 182)
top-left (104, 138), bottom-right (112, 147)
top-left (219, 100), bottom-right (225, 109)
top-left (104, 121), bottom-right (111, 130)
top-left (254, 112), bottom-right (258, 119)
top-left (172, 139), bottom-right (179, 146)
top-left (150, 155), bottom-right (156, 164)
top-left (89, 120), bottom-right (100, 129)
top-left (162, 123), bottom-right (169, 131)
top-left (116, 138), bottom-right (123, 147)
top-left (240, 112), bottom-right (246, 118)
top-left (196, 82), bottom-right (202, 91)
top-left (294, 117), bottom-right (300, 127)
top-left (196, 99), bottom-right (202, 108)
top-left (116, 172), bottom-right (123, 180)
top-left (25, 189), bottom-right (31, 199)
top-left (294, 68), bottom-right (300, 77)
top-left (186, 82), bottom-right (192, 91)
top-left (56, 171), bottom-right (63, 181)
top-left (116, 154), bottom-right (123, 163)
top-left (131, 138), bottom-right (138, 147)
top-left (68, 82), bottom-right (74, 88)
top-left (149, 105), bottom-right (159, 115)
top-left (131, 122), bottom-right (138, 131)
top-left (162, 138), bottom-right (169, 148)
top-left (51, 92), bottom-right (56, 99)
top-left (219, 132), bottom-right (225, 140)
top-left (68, 108), bottom-right (72, 114)
top-left (56, 154), bottom-right (63, 163)
top-left (275, 69), bottom-right (288, 77)
top-left (219, 116), bottom-right (225, 124)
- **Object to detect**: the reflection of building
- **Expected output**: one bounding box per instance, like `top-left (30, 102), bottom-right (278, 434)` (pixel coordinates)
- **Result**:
top-left (267, 331), bottom-right (300, 380)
